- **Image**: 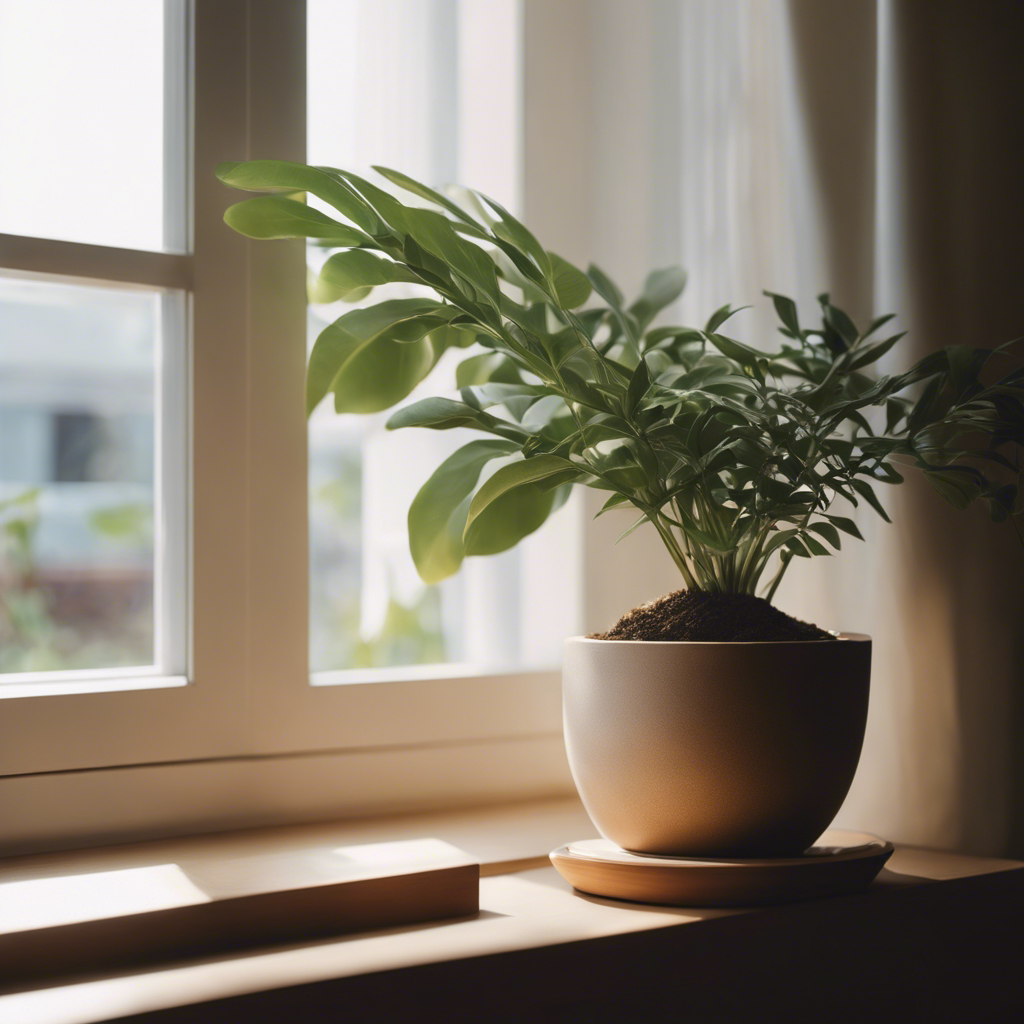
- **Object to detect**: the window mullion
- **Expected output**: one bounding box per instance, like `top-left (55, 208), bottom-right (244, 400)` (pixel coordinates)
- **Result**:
top-left (0, 234), bottom-right (191, 290)
top-left (243, 0), bottom-right (311, 752)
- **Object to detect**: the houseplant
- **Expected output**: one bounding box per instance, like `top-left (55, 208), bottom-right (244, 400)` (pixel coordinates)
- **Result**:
top-left (218, 160), bottom-right (1024, 856)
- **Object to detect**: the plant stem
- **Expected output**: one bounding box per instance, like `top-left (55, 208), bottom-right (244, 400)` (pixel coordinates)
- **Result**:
top-left (651, 514), bottom-right (700, 590)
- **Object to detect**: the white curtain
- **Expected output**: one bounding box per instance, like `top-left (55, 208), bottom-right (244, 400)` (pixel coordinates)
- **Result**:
top-left (525, 0), bottom-right (1023, 856)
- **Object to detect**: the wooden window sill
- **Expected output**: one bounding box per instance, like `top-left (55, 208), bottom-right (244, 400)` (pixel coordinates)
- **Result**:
top-left (1, 798), bottom-right (1021, 1023)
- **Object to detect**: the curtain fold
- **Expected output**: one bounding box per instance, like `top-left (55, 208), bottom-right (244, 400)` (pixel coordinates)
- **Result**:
top-left (784, 0), bottom-right (1023, 856)
top-left (525, 0), bottom-right (1022, 855)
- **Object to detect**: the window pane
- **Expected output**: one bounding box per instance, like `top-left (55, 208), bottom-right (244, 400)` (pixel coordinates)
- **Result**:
top-left (0, 0), bottom-right (186, 251)
top-left (0, 275), bottom-right (181, 676)
top-left (307, 0), bottom-right (578, 676)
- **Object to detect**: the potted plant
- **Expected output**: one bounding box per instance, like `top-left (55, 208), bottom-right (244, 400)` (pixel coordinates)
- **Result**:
top-left (218, 160), bottom-right (1024, 857)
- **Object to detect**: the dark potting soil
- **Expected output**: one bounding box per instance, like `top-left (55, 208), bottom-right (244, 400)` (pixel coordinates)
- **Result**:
top-left (589, 589), bottom-right (835, 643)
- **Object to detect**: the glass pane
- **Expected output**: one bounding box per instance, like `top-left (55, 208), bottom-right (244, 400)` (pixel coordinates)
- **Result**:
top-left (0, 275), bottom-right (171, 675)
top-left (0, 0), bottom-right (185, 251)
top-left (307, 0), bottom-right (578, 676)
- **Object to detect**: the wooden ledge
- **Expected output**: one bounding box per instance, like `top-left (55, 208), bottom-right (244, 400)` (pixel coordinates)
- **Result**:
top-left (1, 800), bottom-right (1021, 1023)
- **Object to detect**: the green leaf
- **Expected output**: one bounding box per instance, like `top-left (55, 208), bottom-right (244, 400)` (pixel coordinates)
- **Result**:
top-left (851, 478), bottom-right (892, 522)
top-left (464, 455), bottom-right (579, 543)
top-left (586, 263), bottom-right (625, 309)
top-left (89, 504), bottom-right (151, 540)
top-left (455, 352), bottom-right (523, 388)
top-left (313, 249), bottom-right (421, 302)
top-left (547, 252), bottom-right (592, 308)
top-left (614, 513), bottom-right (650, 545)
top-left (822, 300), bottom-right (859, 346)
top-left (923, 467), bottom-right (985, 510)
top-left (216, 160), bottom-right (378, 232)
top-left (861, 313), bottom-right (896, 341)
top-left (339, 171), bottom-right (500, 305)
top-left (885, 398), bottom-right (908, 434)
top-left (629, 266), bottom-right (687, 330)
top-left (477, 193), bottom-right (550, 276)
top-left (594, 492), bottom-right (632, 517)
top-left (808, 521), bottom-right (842, 549)
top-left (704, 304), bottom-right (749, 335)
top-left (386, 397), bottom-right (504, 432)
top-left (825, 515), bottom-right (864, 540)
top-left (223, 196), bottom-right (366, 242)
top-left (906, 374), bottom-right (947, 434)
top-left (945, 344), bottom-right (990, 396)
top-left (985, 483), bottom-right (1017, 523)
top-left (625, 357), bottom-right (651, 417)
top-left (407, 440), bottom-right (519, 583)
top-left (706, 333), bottom-right (765, 370)
top-left (764, 291), bottom-right (800, 336)
top-left (306, 299), bottom-right (460, 415)
top-left (800, 532), bottom-right (832, 556)
top-left (847, 332), bottom-right (907, 371)
top-left (372, 165), bottom-right (480, 226)
top-left (399, 207), bottom-right (500, 304)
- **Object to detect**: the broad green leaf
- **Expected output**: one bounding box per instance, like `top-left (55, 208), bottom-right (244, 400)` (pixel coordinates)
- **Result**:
top-left (464, 455), bottom-right (579, 542)
top-left (306, 299), bottom-right (460, 415)
top-left (547, 252), bottom-right (592, 308)
top-left (463, 479), bottom-right (573, 556)
top-left (521, 396), bottom-right (575, 440)
top-left (399, 207), bottom-right (500, 305)
top-left (314, 249), bottom-right (421, 302)
top-left (224, 196), bottom-right (366, 242)
top-left (385, 397), bottom-right (514, 433)
top-left (808, 521), bottom-right (842, 549)
top-left (216, 160), bottom-right (378, 232)
top-left (706, 332), bottom-right (766, 372)
top-left (408, 439), bottom-right (519, 583)
top-left (338, 170), bottom-right (501, 305)
top-left (455, 352), bottom-right (523, 387)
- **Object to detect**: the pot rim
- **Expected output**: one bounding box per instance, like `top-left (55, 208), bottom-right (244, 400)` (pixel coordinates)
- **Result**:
top-left (566, 632), bottom-right (870, 646)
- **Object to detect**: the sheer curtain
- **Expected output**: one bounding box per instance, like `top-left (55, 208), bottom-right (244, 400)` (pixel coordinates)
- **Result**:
top-left (526, 0), bottom-right (1023, 855)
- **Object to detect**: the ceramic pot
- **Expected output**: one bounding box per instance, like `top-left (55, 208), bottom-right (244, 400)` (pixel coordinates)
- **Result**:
top-left (562, 634), bottom-right (871, 857)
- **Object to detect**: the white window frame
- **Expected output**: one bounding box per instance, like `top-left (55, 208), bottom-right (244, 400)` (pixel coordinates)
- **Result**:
top-left (0, 0), bottom-right (576, 855)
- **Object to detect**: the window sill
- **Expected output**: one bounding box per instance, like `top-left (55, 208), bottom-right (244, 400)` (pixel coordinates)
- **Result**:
top-left (0, 674), bottom-right (187, 701)
top-left (1, 798), bottom-right (1022, 1023)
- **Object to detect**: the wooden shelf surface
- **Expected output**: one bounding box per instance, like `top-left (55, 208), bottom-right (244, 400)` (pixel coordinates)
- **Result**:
top-left (1, 799), bottom-right (1021, 1023)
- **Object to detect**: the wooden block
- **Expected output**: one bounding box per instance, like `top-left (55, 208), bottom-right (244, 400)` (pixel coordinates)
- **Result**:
top-left (0, 838), bottom-right (478, 985)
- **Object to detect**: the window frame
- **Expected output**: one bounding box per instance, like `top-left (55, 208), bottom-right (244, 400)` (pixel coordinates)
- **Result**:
top-left (0, 0), bottom-right (576, 853)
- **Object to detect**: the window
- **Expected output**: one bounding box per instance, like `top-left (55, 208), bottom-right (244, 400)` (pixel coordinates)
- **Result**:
top-left (306, 0), bottom-right (578, 678)
top-left (0, 1), bottom-right (574, 853)
top-left (0, 276), bottom-right (184, 677)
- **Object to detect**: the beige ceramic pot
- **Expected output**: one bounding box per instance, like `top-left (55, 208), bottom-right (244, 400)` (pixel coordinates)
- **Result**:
top-left (563, 634), bottom-right (871, 857)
